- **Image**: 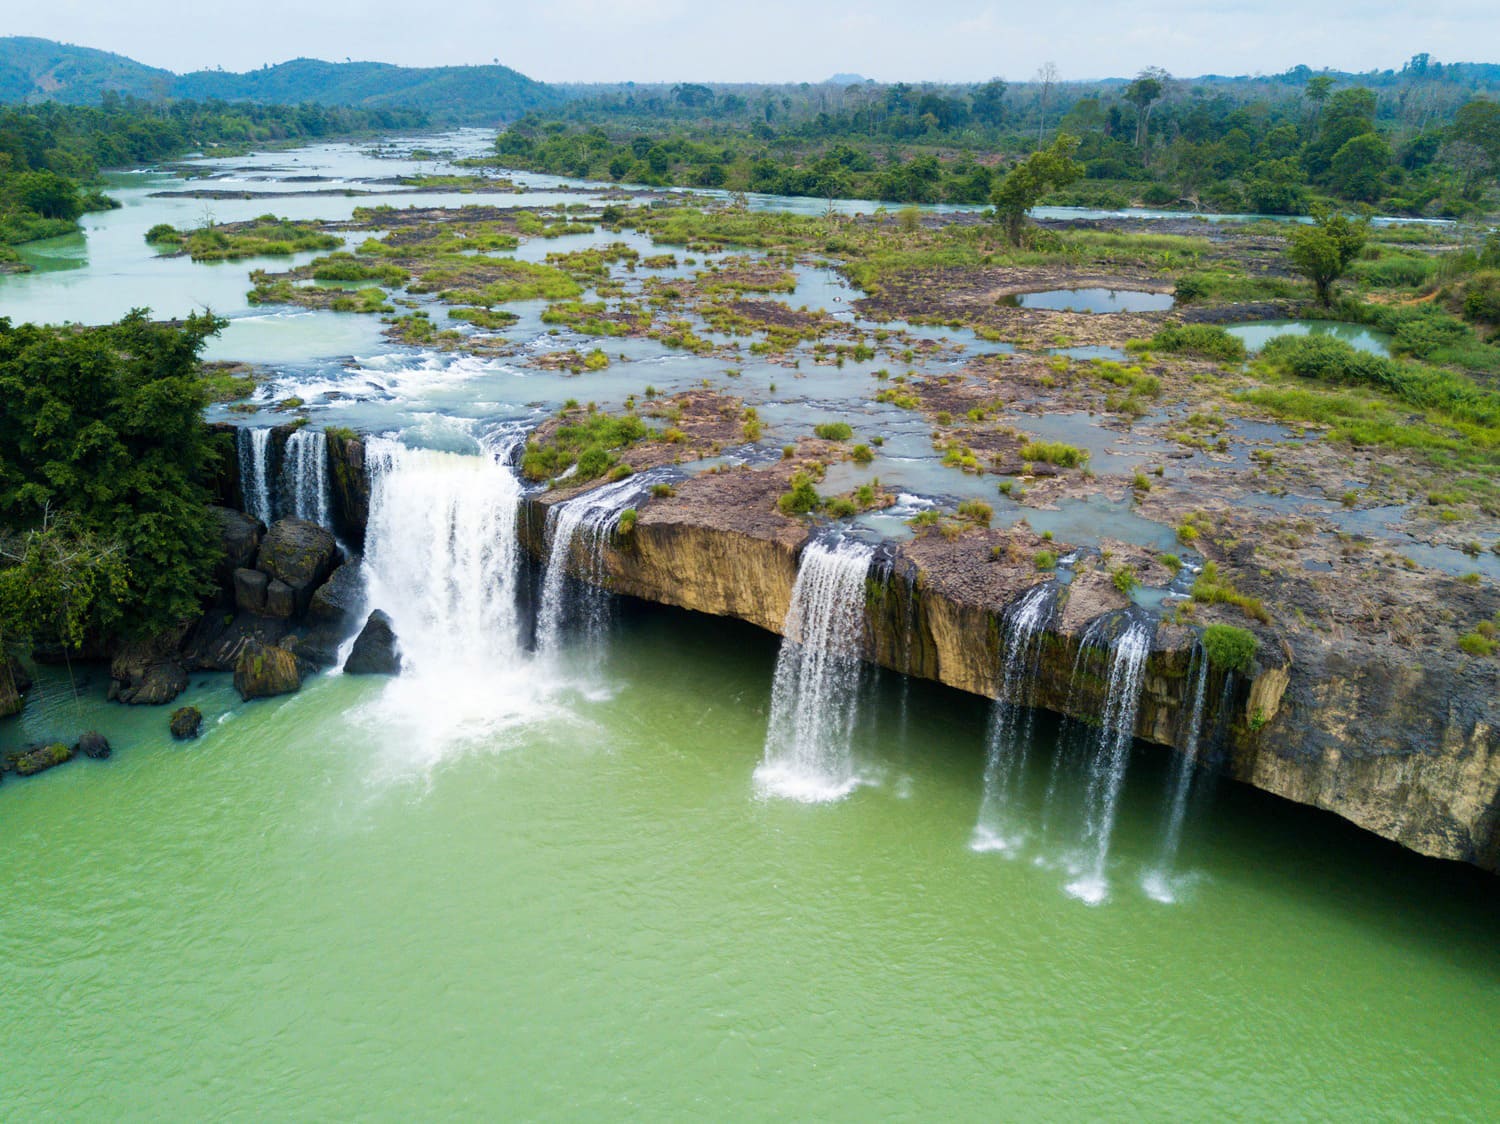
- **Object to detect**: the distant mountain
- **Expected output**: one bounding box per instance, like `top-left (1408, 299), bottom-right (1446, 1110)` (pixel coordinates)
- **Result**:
top-left (825, 73), bottom-right (868, 86)
top-left (0, 37), bottom-right (173, 102)
top-left (0, 37), bottom-right (559, 121)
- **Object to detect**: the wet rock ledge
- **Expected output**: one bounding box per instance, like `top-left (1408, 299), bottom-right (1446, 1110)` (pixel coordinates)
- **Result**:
top-left (520, 464), bottom-right (1499, 874)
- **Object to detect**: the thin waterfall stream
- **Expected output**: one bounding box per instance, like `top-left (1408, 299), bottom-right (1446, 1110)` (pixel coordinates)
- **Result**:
top-left (535, 473), bottom-right (658, 657)
top-left (1142, 642), bottom-right (1212, 903)
top-left (1065, 613), bottom-right (1155, 905)
top-left (283, 427), bottom-right (331, 526)
top-left (237, 427), bottom-right (274, 525)
top-left (755, 537), bottom-right (875, 803)
top-left (971, 582), bottom-right (1057, 854)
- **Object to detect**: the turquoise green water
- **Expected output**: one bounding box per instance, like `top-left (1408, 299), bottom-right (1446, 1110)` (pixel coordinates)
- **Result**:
top-left (4, 609), bottom-right (1498, 1119)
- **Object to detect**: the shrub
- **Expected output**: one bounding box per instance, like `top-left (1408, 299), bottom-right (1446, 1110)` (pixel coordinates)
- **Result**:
top-left (616, 508), bottom-right (637, 535)
top-left (957, 499), bottom-right (992, 525)
top-left (1033, 550), bottom-right (1058, 571)
top-left (1018, 441), bottom-right (1088, 467)
top-left (1202, 623), bottom-right (1259, 673)
top-left (1141, 323), bottom-right (1246, 362)
top-left (814, 421), bottom-right (854, 441)
top-left (778, 472), bottom-right (821, 515)
top-left (850, 443), bottom-right (874, 465)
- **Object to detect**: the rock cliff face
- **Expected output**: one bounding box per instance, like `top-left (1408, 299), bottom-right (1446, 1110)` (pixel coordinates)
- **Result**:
top-left (521, 469), bottom-right (1497, 873)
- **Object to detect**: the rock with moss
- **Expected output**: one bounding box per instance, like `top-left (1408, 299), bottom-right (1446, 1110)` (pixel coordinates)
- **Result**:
top-left (169, 706), bottom-right (202, 739)
top-left (254, 519), bottom-right (339, 615)
top-left (9, 742), bottom-right (75, 777)
top-left (233, 641), bottom-right (301, 700)
top-left (343, 610), bottom-right (401, 676)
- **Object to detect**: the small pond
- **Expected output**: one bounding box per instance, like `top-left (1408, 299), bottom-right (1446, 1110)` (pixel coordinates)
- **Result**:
top-left (1225, 319), bottom-right (1393, 357)
top-left (997, 288), bottom-right (1175, 314)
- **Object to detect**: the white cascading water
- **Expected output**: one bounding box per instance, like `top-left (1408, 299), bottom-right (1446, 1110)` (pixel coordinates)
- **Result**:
top-left (282, 428), bottom-right (331, 526)
top-left (535, 474), bottom-right (645, 657)
top-left (971, 582), bottom-right (1056, 854)
top-left (238, 427), bottom-right (274, 525)
top-left (1142, 643), bottom-right (1211, 903)
top-left (755, 537), bottom-right (875, 802)
top-left (1065, 614), bottom-right (1154, 905)
top-left (358, 430), bottom-right (558, 762)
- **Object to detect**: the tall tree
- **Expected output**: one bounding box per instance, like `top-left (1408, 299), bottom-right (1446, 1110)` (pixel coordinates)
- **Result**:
top-left (1035, 62), bottom-right (1059, 144)
top-left (991, 134), bottom-right (1082, 245)
top-left (1125, 67), bottom-right (1170, 150)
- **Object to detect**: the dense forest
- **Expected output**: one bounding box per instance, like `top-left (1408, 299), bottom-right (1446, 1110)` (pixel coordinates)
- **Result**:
top-left (0, 97), bottom-right (427, 251)
top-left (495, 58), bottom-right (1500, 216)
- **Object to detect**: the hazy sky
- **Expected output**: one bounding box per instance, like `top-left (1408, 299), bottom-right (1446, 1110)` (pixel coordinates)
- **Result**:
top-left (9, 0), bottom-right (1498, 83)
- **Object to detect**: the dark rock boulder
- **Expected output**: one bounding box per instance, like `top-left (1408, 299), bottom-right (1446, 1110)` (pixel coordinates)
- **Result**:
top-left (109, 628), bottom-right (191, 706)
top-left (75, 731), bottom-right (111, 759)
top-left (234, 567), bottom-right (269, 613)
top-left (213, 506), bottom-right (264, 597)
top-left (233, 641), bottom-right (302, 701)
top-left (308, 560), bottom-right (364, 626)
top-left (344, 610), bottom-right (401, 676)
top-left (264, 579), bottom-right (297, 619)
top-left (169, 706), bottom-right (203, 740)
top-left (255, 519), bottom-right (338, 615)
top-left (1, 655), bottom-right (31, 718)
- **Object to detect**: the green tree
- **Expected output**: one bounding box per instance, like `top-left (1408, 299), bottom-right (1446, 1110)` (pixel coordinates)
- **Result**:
top-left (1287, 209), bottom-right (1369, 305)
top-left (1328, 132), bottom-right (1391, 201)
top-left (0, 310), bottom-right (225, 640)
top-left (0, 509), bottom-right (130, 652)
top-left (990, 134), bottom-right (1082, 245)
top-left (1124, 67), bottom-right (1169, 149)
top-left (972, 78), bottom-right (1008, 127)
top-left (1304, 74), bottom-right (1335, 122)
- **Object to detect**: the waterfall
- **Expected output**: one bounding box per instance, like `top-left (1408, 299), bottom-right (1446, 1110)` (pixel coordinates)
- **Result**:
top-left (1142, 643), bottom-right (1210, 903)
top-left (535, 475), bottom-right (651, 657)
top-left (356, 429), bottom-right (557, 759)
top-left (755, 537), bottom-right (874, 803)
top-left (971, 582), bottom-right (1056, 854)
top-left (363, 432), bottom-right (526, 670)
top-left (1065, 613), bottom-right (1154, 905)
top-left (282, 428), bottom-right (331, 526)
top-left (238, 427), bottom-right (274, 525)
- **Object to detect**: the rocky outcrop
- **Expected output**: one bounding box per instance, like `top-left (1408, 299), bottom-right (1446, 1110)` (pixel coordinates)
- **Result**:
top-left (255, 518), bottom-right (338, 616)
top-left (308, 560), bottom-right (363, 626)
top-left (233, 641), bottom-right (301, 700)
top-left (327, 434), bottom-right (370, 549)
top-left (169, 706), bottom-right (203, 740)
top-left (344, 610), bottom-right (400, 675)
top-left (109, 627), bottom-right (191, 705)
top-left (519, 469), bottom-right (1497, 873)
